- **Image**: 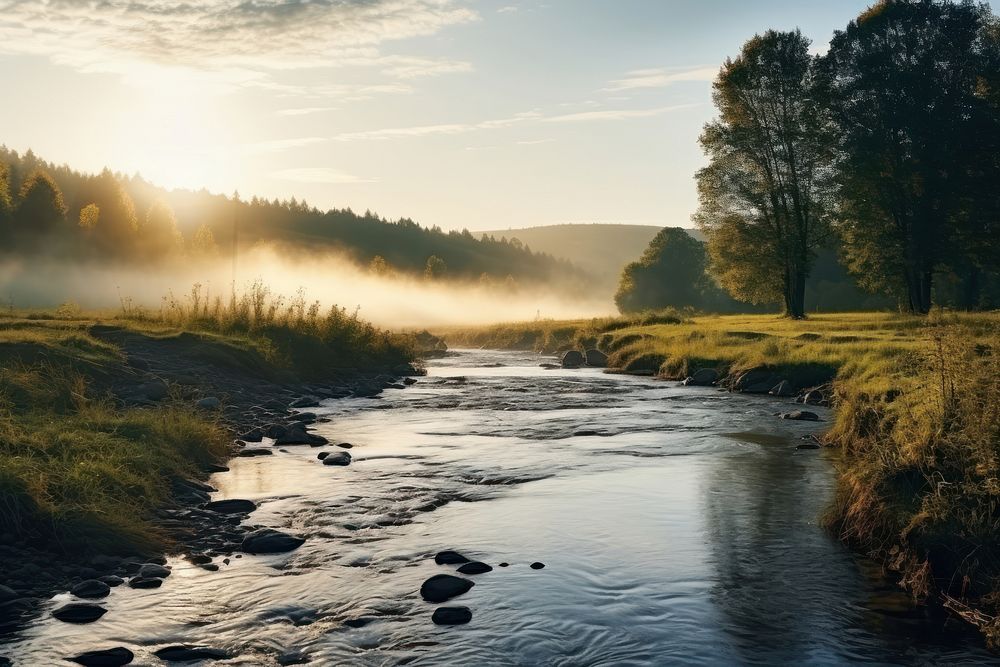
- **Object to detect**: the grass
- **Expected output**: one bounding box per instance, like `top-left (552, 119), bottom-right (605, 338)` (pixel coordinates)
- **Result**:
top-left (436, 310), bottom-right (1000, 643)
top-left (0, 286), bottom-right (416, 557)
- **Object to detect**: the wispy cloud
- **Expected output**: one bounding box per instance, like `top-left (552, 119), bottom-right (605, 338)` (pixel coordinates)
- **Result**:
top-left (605, 66), bottom-right (717, 92)
top-left (243, 137), bottom-right (328, 155)
top-left (277, 107), bottom-right (339, 117)
top-left (272, 168), bottom-right (377, 184)
top-left (497, 5), bottom-right (519, 13)
top-left (516, 138), bottom-right (555, 145)
top-left (0, 1), bottom-right (478, 92)
top-left (542, 104), bottom-right (701, 123)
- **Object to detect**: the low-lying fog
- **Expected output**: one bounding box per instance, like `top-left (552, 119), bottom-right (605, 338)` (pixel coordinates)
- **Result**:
top-left (0, 247), bottom-right (614, 328)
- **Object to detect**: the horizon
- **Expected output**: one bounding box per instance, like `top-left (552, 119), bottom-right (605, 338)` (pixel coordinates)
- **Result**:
top-left (0, 0), bottom-right (965, 233)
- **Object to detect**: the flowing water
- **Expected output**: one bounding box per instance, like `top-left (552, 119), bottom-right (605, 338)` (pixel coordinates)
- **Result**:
top-left (4, 349), bottom-right (993, 665)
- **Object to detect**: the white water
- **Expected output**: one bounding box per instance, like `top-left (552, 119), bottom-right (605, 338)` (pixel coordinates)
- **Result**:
top-left (4, 350), bottom-right (991, 665)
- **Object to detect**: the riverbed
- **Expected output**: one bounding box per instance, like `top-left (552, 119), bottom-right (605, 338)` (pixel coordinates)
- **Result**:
top-left (3, 349), bottom-right (991, 665)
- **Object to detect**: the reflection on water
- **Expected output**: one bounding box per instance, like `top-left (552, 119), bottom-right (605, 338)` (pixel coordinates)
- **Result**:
top-left (2, 350), bottom-right (991, 665)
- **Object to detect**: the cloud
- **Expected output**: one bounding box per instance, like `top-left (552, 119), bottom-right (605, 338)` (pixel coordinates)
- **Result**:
top-left (516, 138), bottom-right (554, 145)
top-left (277, 107), bottom-right (339, 117)
top-left (0, 1), bottom-right (478, 91)
top-left (542, 103), bottom-right (701, 123)
top-left (243, 137), bottom-right (328, 155)
top-left (272, 168), bottom-right (377, 184)
top-left (605, 66), bottom-right (717, 91)
top-left (375, 55), bottom-right (473, 79)
top-left (497, 5), bottom-right (519, 13)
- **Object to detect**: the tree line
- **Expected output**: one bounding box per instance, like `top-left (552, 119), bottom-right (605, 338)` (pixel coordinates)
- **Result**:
top-left (0, 146), bottom-right (582, 287)
top-left (620, 0), bottom-right (1000, 317)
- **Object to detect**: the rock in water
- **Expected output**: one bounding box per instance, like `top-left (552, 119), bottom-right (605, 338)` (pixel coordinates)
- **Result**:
top-left (683, 368), bottom-right (719, 386)
top-left (585, 349), bottom-right (608, 367)
top-left (241, 528), bottom-right (305, 554)
top-left (196, 396), bottom-right (221, 409)
top-left (238, 448), bottom-right (274, 457)
top-left (322, 452), bottom-right (352, 466)
top-left (71, 580), bottom-right (111, 599)
top-left (53, 603), bottom-right (107, 624)
top-left (138, 563), bottom-right (171, 579)
top-left (128, 577), bottom-right (163, 589)
top-left (154, 646), bottom-right (230, 662)
top-left (420, 574), bottom-right (474, 603)
top-left (560, 350), bottom-right (584, 368)
top-left (530, 562), bottom-right (546, 570)
top-left (69, 647), bottom-right (134, 666)
top-left (781, 410), bottom-right (820, 421)
top-left (203, 499), bottom-right (257, 514)
top-left (434, 550), bottom-right (470, 565)
top-left (456, 561), bottom-right (493, 575)
top-left (432, 606), bottom-right (472, 626)
top-left (796, 442), bottom-right (822, 450)
top-left (99, 575), bottom-right (124, 587)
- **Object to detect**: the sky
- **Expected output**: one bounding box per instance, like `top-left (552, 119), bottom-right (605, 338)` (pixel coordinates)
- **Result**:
top-left (0, 0), bottom-right (965, 232)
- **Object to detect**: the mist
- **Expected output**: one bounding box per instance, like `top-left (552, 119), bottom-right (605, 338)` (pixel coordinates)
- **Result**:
top-left (0, 247), bottom-right (615, 328)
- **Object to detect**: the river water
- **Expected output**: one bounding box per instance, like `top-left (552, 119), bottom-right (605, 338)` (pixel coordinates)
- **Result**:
top-left (4, 349), bottom-right (992, 665)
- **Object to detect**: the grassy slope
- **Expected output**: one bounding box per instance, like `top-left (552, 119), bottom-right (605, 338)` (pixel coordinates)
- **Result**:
top-left (0, 304), bottom-right (414, 556)
top-left (438, 311), bottom-right (1000, 642)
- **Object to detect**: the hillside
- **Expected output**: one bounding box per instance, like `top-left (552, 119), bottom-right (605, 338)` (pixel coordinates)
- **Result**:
top-left (483, 223), bottom-right (672, 287)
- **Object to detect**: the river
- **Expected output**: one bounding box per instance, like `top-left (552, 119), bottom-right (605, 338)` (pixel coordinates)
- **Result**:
top-left (4, 349), bottom-right (991, 665)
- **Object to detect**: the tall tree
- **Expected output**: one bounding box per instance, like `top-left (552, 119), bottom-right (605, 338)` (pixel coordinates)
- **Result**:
top-left (615, 228), bottom-right (714, 313)
top-left (695, 30), bottom-right (834, 318)
top-left (0, 163), bottom-right (12, 245)
top-left (15, 170), bottom-right (67, 242)
top-left (78, 168), bottom-right (138, 257)
top-left (142, 199), bottom-right (182, 257)
top-left (821, 0), bottom-right (1000, 313)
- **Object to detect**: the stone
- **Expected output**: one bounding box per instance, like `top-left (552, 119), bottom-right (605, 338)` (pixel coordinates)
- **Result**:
top-left (238, 448), bottom-right (273, 457)
top-left (128, 577), bottom-right (162, 589)
top-left (322, 452), bottom-right (351, 466)
top-left (239, 428), bottom-right (264, 443)
top-left (265, 424), bottom-right (288, 439)
top-left (796, 443), bottom-right (822, 450)
top-left (456, 561), bottom-right (492, 575)
top-left (498, 562), bottom-right (510, 567)
top-left (277, 650), bottom-right (309, 666)
top-left (734, 368), bottom-right (773, 392)
top-left (154, 646), bottom-right (230, 662)
top-left (317, 451), bottom-right (331, 460)
top-left (434, 550), bottom-right (470, 565)
top-left (138, 563), bottom-right (171, 579)
top-left (769, 380), bottom-right (795, 397)
top-left (530, 562), bottom-right (545, 570)
top-left (98, 575), bottom-right (124, 587)
top-left (140, 379), bottom-right (169, 401)
top-left (241, 528), bottom-right (305, 554)
top-left (585, 349), bottom-right (608, 367)
top-left (204, 499), bottom-right (257, 514)
top-left (289, 396), bottom-right (321, 409)
top-left (71, 579), bottom-right (111, 599)
top-left (0, 585), bottom-right (17, 602)
top-left (53, 603), bottom-right (107, 623)
top-left (781, 410), bottom-right (820, 421)
top-left (196, 397), bottom-right (221, 409)
top-left (432, 606), bottom-right (472, 626)
top-left (560, 350), bottom-right (585, 369)
top-left (337, 442), bottom-right (354, 449)
top-left (188, 553), bottom-right (212, 565)
top-left (403, 377), bottom-right (418, 386)
top-left (803, 389), bottom-right (827, 406)
top-left (68, 647), bottom-right (134, 666)
top-left (420, 574), bottom-right (474, 603)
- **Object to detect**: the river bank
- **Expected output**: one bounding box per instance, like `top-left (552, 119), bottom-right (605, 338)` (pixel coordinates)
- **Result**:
top-left (0, 312), bottom-right (418, 645)
top-left (437, 311), bottom-right (1000, 646)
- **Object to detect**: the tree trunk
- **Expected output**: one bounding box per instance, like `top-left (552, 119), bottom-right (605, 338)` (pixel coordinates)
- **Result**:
top-left (792, 270), bottom-right (807, 319)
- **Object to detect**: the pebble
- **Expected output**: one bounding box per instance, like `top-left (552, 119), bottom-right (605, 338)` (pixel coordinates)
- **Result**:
top-left (432, 606), bottom-right (472, 626)
top-left (420, 574), bottom-right (474, 603)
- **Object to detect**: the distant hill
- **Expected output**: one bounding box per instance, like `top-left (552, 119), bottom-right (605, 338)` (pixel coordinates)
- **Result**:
top-left (483, 223), bottom-right (686, 288)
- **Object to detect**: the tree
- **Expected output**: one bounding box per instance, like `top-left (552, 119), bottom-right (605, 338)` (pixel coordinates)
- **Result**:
top-left (15, 170), bottom-right (67, 238)
top-left (424, 255), bottom-right (447, 280)
top-left (142, 199), bottom-right (182, 257)
top-left (821, 0), bottom-right (1000, 313)
top-left (695, 30), bottom-right (834, 318)
top-left (79, 168), bottom-right (138, 256)
top-left (0, 163), bottom-right (12, 246)
top-left (615, 227), bottom-right (713, 312)
top-left (369, 255), bottom-right (391, 277)
top-left (78, 203), bottom-right (99, 231)
top-left (189, 224), bottom-right (219, 258)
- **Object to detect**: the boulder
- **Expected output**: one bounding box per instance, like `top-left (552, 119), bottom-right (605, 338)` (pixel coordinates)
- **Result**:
top-left (456, 561), bottom-right (493, 575)
top-left (317, 451), bottom-right (331, 460)
top-left (241, 528), bottom-right (305, 554)
top-left (265, 424), bottom-right (288, 439)
top-left (769, 380), bottom-right (795, 397)
top-left (585, 349), bottom-right (608, 367)
top-left (432, 606), bottom-right (472, 626)
top-left (154, 646), bottom-right (230, 662)
top-left (420, 574), bottom-right (474, 603)
top-left (196, 397), bottom-right (221, 410)
top-left (796, 443), bottom-right (822, 450)
top-left (140, 379), bottom-right (169, 401)
top-left (239, 428), bottom-right (264, 443)
top-left (138, 563), bottom-right (170, 579)
top-left (781, 410), bottom-right (820, 421)
top-left (53, 603), bottom-right (107, 624)
top-left (0, 585), bottom-right (18, 603)
top-left (204, 499), bottom-right (257, 514)
top-left (322, 452), bottom-right (352, 467)
top-left (530, 562), bottom-right (546, 570)
top-left (68, 647), bottom-right (134, 666)
top-left (275, 429), bottom-right (328, 446)
top-left (803, 389), bottom-right (827, 406)
top-left (71, 580), bottom-right (111, 599)
top-left (683, 368), bottom-right (719, 386)
top-left (734, 368), bottom-right (773, 392)
top-left (290, 396), bottom-right (320, 409)
top-left (98, 575), bottom-right (124, 587)
top-left (403, 377), bottom-right (418, 386)
top-left (434, 550), bottom-right (470, 565)
top-left (560, 350), bottom-right (585, 369)
top-left (128, 577), bottom-right (162, 590)
top-left (238, 448), bottom-right (273, 457)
